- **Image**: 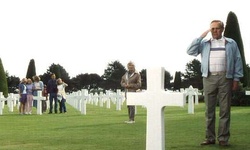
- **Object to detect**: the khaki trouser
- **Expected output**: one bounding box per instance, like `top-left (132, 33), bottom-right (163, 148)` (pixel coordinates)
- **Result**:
top-left (203, 74), bottom-right (232, 142)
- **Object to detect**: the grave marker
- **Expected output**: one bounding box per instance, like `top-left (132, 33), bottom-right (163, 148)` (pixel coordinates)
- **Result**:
top-left (33, 91), bottom-right (45, 115)
top-left (104, 90), bottom-right (111, 109)
top-left (246, 90), bottom-right (250, 95)
top-left (6, 93), bottom-right (16, 112)
top-left (186, 85), bottom-right (198, 114)
top-left (0, 92), bottom-right (5, 115)
top-left (115, 89), bottom-right (123, 111)
top-left (127, 67), bottom-right (185, 150)
top-left (81, 89), bottom-right (89, 115)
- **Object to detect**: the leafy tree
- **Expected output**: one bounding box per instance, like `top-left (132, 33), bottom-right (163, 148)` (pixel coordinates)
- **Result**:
top-left (224, 11), bottom-right (249, 87)
top-left (164, 70), bottom-right (173, 90)
top-left (48, 63), bottom-right (70, 81)
top-left (101, 60), bottom-right (126, 91)
top-left (140, 69), bottom-right (146, 90)
top-left (50, 64), bottom-right (62, 78)
top-left (26, 59), bottom-right (36, 79)
top-left (7, 74), bottom-right (20, 93)
top-left (40, 72), bottom-right (52, 87)
top-left (40, 63), bottom-right (71, 92)
top-left (0, 58), bottom-right (8, 97)
top-left (173, 71), bottom-right (182, 91)
top-left (247, 64), bottom-right (250, 87)
top-left (89, 73), bottom-right (103, 90)
top-left (182, 59), bottom-right (203, 90)
top-left (71, 73), bottom-right (102, 92)
top-left (71, 73), bottom-right (90, 91)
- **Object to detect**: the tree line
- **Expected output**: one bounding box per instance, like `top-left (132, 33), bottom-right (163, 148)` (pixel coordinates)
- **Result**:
top-left (0, 59), bottom-right (174, 94)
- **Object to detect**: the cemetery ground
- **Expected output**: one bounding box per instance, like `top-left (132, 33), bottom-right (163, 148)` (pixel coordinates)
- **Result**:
top-left (0, 102), bottom-right (250, 150)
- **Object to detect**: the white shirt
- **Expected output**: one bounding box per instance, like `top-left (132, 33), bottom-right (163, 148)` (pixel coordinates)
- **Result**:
top-left (209, 37), bottom-right (226, 72)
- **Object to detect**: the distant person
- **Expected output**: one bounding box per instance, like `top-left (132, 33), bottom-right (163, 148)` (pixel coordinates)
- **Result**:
top-left (25, 78), bottom-right (35, 114)
top-left (121, 61), bottom-right (141, 124)
top-left (57, 78), bottom-right (68, 113)
top-left (42, 85), bottom-right (48, 113)
top-left (187, 20), bottom-right (243, 146)
top-left (32, 75), bottom-right (44, 108)
top-left (47, 73), bottom-right (58, 114)
top-left (18, 78), bottom-right (27, 115)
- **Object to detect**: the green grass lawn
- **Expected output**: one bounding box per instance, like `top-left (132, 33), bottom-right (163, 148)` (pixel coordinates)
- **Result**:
top-left (0, 102), bottom-right (250, 150)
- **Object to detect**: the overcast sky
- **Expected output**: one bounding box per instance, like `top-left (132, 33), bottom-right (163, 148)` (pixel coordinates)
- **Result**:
top-left (1, 0), bottom-right (249, 78)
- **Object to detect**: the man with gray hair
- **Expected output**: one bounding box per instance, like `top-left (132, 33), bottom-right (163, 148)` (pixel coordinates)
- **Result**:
top-left (187, 20), bottom-right (243, 146)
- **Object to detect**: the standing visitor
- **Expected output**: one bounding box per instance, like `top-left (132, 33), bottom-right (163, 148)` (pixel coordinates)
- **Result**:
top-left (42, 85), bottom-right (48, 113)
top-left (187, 20), bottom-right (243, 146)
top-left (121, 61), bottom-right (141, 124)
top-left (18, 78), bottom-right (27, 115)
top-left (32, 75), bottom-right (44, 108)
top-left (25, 78), bottom-right (35, 114)
top-left (47, 73), bottom-right (58, 114)
top-left (57, 78), bottom-right (68, 113)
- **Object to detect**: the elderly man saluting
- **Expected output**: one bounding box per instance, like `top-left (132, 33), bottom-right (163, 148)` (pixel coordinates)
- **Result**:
top-left (187, 20), bottom-right (243, 146)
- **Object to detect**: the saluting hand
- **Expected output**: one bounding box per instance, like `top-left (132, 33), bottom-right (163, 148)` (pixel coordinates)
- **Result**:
top-left (200, 29), bottom-right (211, 38)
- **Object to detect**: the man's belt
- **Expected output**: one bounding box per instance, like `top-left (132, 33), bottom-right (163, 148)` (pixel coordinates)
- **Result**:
top-left (209, 71), bottom-right (226, 76)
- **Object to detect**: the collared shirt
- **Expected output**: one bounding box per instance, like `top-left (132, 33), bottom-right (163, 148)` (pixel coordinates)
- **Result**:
top-left (209, 37), bottom-right (226, 72)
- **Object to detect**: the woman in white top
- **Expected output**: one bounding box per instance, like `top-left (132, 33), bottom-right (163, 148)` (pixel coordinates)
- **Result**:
top-left (57, 78), bottom-right (68, 113)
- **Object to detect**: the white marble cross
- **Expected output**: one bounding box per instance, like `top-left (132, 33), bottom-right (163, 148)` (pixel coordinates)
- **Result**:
top-left (6, 93), bottom-right (16, 112)
top-left (246, 90), bottom-right (250, 95)
top-left (186, 85), bottom-right (199, 114)
top-left (104, 90), bottom-right (111, 109)
top-left (81, 89), bottom-right (89, 115)
top-left (0, 92), bottom-right (6, 115)
top-left (115, 89), bottom-right (124, 111)
top-left (33, 91), bottom-right (45, 115)
top-left (127, 67), bottom-right (185, 150)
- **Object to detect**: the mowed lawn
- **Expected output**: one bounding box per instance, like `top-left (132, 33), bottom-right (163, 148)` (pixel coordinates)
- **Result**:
top-left (0, 101), bottom-right (250, 150)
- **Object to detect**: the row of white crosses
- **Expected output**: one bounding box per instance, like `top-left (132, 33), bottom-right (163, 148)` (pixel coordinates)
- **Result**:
top-left (66, 90), bottom-right (89, 114)
top-left (0, 79), bottom-right (200, 115)
top-left (0, 92), bottom-right (20, 115)
top-left (66, 89), bottom-right (125, 115)
top-left (7, 93), bottom-right (17, 112)
top-left (1, 88), bottom-right (127, 116)
top-left (66, 81), bottom-right (201, 118)
top-left (0, 91), bottom-right (46, 115)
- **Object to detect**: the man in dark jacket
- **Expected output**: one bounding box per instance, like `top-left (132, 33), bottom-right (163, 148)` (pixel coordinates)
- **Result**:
top-left (47, 73), bottom-right (58, 114)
